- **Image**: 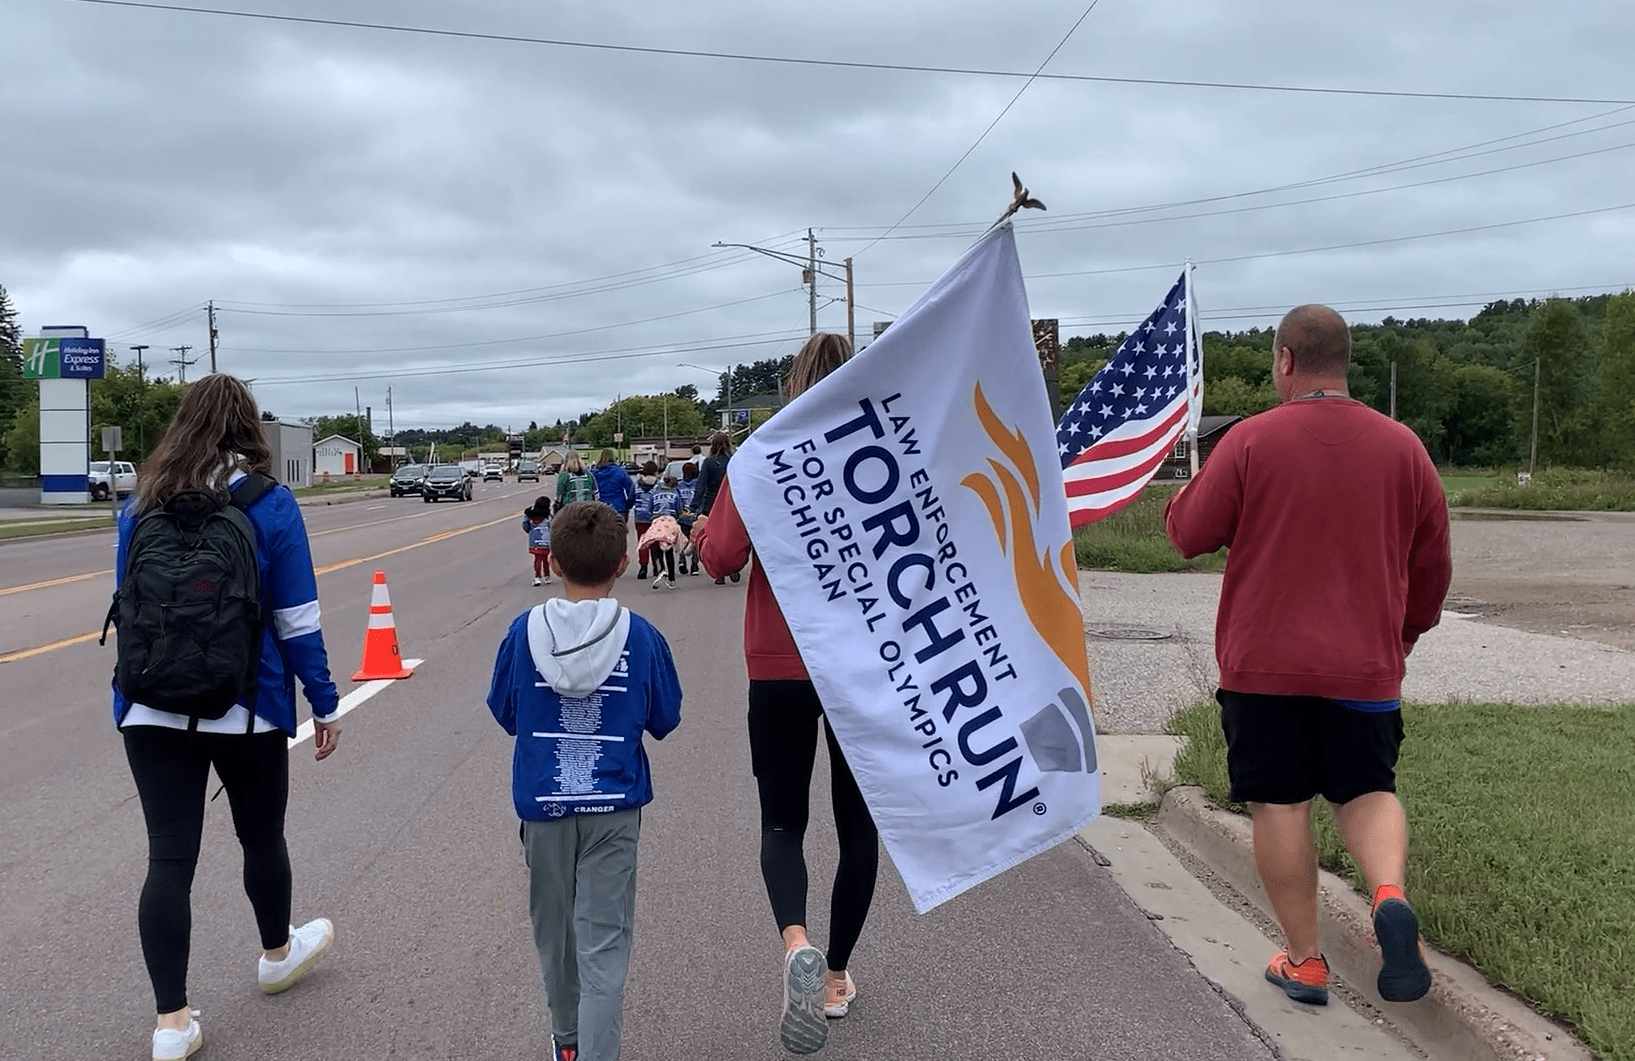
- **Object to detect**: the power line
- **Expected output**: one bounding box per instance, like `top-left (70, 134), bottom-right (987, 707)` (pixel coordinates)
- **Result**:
top-left (851, 1), bottom-right (1100, 258)
top-left (856, 200), bottom-right (1635, 288)
top-left (225, 287), bottom-right (802, 356)
top-left (69, 0), bottom-right (1635, 106)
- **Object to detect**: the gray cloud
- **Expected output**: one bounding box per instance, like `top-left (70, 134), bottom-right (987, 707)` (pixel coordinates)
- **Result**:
top-left (5, 0), bottom-right (1633, 430)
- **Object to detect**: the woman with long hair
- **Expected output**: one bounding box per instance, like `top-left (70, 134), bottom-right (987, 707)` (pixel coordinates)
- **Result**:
top-left (693, 431), bottom-right (737, 585)
top-left (555, 451), bottom-right (597, 507)
top-left (114, 374), bottom-right (341, 1061)
top-left (591, 448), bottom-right (637, 527)
top-left (693, 334), bottom-right (877, 1055)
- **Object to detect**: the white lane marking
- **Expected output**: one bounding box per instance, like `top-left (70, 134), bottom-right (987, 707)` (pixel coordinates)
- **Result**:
top-left (366, 504), bottom-right (387, 511)
top-left (288, 658), bottom-right (423, 748)
top-left (1442, 610), bottom-right (1480, 620)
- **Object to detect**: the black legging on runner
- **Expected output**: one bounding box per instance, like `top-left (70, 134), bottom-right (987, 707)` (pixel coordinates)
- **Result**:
top-left (123, 727), bottom-right (293, 1013)
top-left (747, 680), bottom-right (879, 972)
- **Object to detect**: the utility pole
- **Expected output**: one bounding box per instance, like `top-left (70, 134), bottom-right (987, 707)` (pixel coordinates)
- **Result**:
top-left (129, 344), bottom-right (148, 383)
top-left (1529, 357), bottom-right (1541, 478)
top-left (169, 345), bottom-right (196, 382)
top-left (844, 257), bottom-right (856, 353)
top-left (1389, 361), bottom-right (1397, 420)
top-left (207, 301), bottom-right (218, 373)
top-left (806, 228), bottom-right (818, 337)
top-left (386, 387), bottom-right (394, 451)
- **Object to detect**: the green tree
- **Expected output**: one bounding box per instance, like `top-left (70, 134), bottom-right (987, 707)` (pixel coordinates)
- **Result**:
top-left (576, 394), bottom-right (708, 450)
top-left (0, 284), bottom-right (24, 468)
top-left (90, 360), bottom-right (189, 463)
top-left (2, 391), bottom-right (39, 475)
top-left (1203, 376), bottom-right (1278, 418)
top-left (1596, 291), bottom-right (1635, 468)
top-left (1057, 359), bottom-right (1105, 399)
top-left (1515, 300), bottom-right (1597, 467)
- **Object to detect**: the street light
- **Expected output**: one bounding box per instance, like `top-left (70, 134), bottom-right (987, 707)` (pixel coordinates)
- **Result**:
top-left (712, 232), bottom-right (855, 348)
top-left (678, 362), bottom-right (734, 432)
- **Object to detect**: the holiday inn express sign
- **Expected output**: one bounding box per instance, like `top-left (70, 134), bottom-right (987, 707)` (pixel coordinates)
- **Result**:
top-left (22, 337), bottom-right (106, 379)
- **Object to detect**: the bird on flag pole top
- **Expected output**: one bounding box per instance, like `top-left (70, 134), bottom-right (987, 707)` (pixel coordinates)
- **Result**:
top-left (1056, 268), bottom-right (1201, 528)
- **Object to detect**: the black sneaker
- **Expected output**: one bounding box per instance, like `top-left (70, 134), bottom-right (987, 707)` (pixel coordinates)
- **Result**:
top-left (637, 565), bottom-right (648, 580)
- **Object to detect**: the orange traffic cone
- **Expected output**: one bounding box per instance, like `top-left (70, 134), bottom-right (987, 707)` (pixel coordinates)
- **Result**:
top-left (352, 570), bottom-right (414, 681)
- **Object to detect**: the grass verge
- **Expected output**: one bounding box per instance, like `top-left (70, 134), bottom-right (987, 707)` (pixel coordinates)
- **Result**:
top-left (1167, 699), bottom-right (1635, 1061)
top-left (291, 477), bottom-right (390, 499)
top-left (0, 518), bottom-right (113, 541)
top-left (1447, 467), bottom-right (1635, 511)
top-left (1073, 485), bottom-right (1227, 573)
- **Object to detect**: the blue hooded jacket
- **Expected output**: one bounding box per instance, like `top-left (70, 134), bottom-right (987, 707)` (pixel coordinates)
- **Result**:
top-left (112, 476), bottom-right (340, 735)
top-left (592, 462), bottom-right (637, 516)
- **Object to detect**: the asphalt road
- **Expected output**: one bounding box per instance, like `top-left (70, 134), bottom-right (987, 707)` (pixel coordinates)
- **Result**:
top-left (0, 486), bottom-right (1279, 1061)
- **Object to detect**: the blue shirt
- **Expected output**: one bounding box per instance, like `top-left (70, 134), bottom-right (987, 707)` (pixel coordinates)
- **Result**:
top-left (649, 487), bottom-right (680, 519)
top-left (592, 464), bottom-right (637, 515)
top-left (486, 610), bottom-right (682, 820)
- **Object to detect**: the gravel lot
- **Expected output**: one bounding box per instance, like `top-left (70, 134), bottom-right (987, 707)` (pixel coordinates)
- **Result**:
top-left (1080, 510), bottom-right (1635, 734)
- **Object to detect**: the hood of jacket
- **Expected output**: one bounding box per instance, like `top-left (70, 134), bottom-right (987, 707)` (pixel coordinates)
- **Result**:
top-left (526, 598), bottom-right (630, 697)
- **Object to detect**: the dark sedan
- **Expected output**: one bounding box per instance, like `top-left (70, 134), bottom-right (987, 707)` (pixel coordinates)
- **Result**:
top-left (389, 464), bottom-right (427, 497)
top-left (422, 464), bottom-right (473, 502)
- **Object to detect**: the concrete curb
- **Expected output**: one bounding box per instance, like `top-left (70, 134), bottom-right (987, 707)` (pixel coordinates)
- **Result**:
top-left (1156, 786), bottom-right (1592, 1061)
top-left (295, 488), bottom-right (392, 506)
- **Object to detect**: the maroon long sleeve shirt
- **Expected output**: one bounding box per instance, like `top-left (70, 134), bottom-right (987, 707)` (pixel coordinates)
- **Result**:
top-left (1164, 398), bottom-right (1452, 701)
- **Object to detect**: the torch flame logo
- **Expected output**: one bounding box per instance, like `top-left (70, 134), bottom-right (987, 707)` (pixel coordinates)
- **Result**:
top-left (960, 384), bottom-right (1092, 703)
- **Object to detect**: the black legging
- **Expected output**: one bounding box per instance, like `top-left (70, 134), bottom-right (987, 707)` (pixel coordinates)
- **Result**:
top-left (123, 727), bottom-right (293, 1013)
top-left (747, 680), bottom-right (879, 972)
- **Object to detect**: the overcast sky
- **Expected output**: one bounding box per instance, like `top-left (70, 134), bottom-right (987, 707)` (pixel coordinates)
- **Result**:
top-left (6, 0), bottom-right (1633, 432)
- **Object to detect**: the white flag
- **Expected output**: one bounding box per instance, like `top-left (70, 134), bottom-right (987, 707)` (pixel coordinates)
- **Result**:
top-left (731, 226), bottom-right (1099, 913)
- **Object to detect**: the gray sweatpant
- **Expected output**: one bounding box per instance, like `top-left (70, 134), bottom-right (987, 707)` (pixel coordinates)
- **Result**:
top-left (521, 809), bottom-right (641, 1061)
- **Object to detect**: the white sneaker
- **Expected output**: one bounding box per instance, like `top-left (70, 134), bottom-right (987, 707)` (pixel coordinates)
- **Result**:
top-left (542, 576), bottom-right (552, 585)
top-left (151, 1012), bottom-right (202, 1060)
top-left (780, 945), bottom-right (829, 1054)
top-left (824, 971), bottom-right (857, 1018)
top-left (532, 576), bottom-right (543, 586)
top-left (652, 574), bottom-right (667, 589)
top-left (258, 917), bottom-right (335, 994)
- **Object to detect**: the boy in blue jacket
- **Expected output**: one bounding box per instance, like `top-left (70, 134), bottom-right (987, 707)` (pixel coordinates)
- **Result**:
top-left (487, 500), bottom-right (682, 1061)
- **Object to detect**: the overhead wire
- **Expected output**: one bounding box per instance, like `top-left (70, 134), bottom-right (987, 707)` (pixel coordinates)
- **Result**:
top-left (68, 0), bottom-right (1635, 106)
top-left (850, 1), bottom-right (1100, 258)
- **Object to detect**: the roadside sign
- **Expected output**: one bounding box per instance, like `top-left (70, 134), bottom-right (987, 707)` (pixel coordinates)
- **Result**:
top-left (613, 432), bottom-right (624, 443)
top-left (102, 425), bottom-right (123, 453)
top-left (22, 337), bottom-right (106, 379)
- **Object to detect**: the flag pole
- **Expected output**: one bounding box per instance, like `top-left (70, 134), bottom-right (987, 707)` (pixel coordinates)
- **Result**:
top-left (1185, 260), bottom-right (1201, 478)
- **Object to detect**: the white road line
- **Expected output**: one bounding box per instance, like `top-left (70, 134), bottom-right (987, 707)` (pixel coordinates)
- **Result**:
top-left (288, 658), bottom-right (423, 748)
top-left (366, 504), bottom-right (387, 511)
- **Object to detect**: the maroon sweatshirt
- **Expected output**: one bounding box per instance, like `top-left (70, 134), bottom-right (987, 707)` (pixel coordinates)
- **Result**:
top-left (1164, 398), bottom-right (1452, 701)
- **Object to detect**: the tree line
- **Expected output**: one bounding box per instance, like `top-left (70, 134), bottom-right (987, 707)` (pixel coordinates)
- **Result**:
top-left (1057, 292), bottom-right (1635, 469)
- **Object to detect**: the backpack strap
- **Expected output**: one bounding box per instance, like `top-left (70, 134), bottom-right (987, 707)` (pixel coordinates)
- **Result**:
top-left (229, 471), bottom-right (277, 511)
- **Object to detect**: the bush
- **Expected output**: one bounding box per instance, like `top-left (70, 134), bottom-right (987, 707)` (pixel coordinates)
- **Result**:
top-left (1449, 467), bottom-right (1635, 511)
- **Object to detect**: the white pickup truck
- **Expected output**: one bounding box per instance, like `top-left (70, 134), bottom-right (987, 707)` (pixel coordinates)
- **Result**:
top-left (89, 460), bottom-right (137, 501)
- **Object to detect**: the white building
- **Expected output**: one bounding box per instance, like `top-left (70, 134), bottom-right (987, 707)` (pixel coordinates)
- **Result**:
top-left (263, 420), bottom-right (313, 488)
top-left (313, 434), bottom-right (363, 478)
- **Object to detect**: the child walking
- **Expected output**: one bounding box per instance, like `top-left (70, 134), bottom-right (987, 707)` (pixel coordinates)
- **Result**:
top-left (525, 498), bottom-right (554, 586)
top-left (636, 475), bottom-right (683, 589)
top-left (487, 501), bottom-right (683, 1061)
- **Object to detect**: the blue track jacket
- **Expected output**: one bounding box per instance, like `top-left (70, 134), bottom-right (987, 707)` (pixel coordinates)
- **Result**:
top-left (487, 599), bottom-right (681, 820)
top-left (592, 463), bottom-right (637, 516)
top-left (113, 476), bottom-right (340, 735)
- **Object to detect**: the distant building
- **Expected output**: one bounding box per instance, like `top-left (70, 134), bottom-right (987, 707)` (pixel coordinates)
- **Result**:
top-left (1154, 416), bottom-right (1241, 481)
top-left (313, 434), bottom-right (363, 478)
top-left (263, 420), bottom-right (313, 487)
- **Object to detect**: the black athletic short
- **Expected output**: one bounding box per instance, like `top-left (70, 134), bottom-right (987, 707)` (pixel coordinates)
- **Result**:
top-left (1217, 689), bottom-right (1404, 806)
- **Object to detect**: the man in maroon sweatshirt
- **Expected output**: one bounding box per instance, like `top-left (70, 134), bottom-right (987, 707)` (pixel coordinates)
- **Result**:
top-left (1165, 304), bottom-right (1451, 1008)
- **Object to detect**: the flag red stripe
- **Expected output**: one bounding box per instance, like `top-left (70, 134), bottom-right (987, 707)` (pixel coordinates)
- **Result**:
top-left (1065, 400), bottom-right (1188, 466)
top-left (1067, 488), bottom-right (1146, 528)
top-left (1063, 434), bottom-right (1177, 499)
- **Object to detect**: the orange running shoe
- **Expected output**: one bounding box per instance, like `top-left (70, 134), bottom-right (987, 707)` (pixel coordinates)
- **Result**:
top-left (1372, 886), bottom-right (1432, 1002)
top-left (1264, 951), bottom-right (1330, 1005)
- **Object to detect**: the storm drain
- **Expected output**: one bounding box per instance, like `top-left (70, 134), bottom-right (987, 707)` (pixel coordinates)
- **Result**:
top-left (1087, 626), bottom-right (1173, 641)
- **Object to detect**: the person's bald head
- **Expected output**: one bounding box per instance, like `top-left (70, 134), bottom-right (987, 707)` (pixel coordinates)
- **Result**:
top-left (1274, 304), bottom-right (1351, 377)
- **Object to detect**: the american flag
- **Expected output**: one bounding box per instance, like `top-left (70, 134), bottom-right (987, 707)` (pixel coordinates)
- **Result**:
top-left (1058, 270), bottom-right (1199, 527)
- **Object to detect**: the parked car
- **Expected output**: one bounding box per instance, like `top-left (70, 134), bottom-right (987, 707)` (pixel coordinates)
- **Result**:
top-left (89, 460), bottom-right (137, 500)
top-left (422, 464), bottom-right (473, 502)
top-left (459, 459), bottom-right (483, 479)
top-left (516, 461), bottom-right (541, 483)
top-left (483, 464), bottom-right (504, 482)
top-left (389, 464), bottom-right (428, 497)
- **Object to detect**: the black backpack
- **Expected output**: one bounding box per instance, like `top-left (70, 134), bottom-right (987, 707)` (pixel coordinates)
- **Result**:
top-left (101, 473), bottom-right (277, 722)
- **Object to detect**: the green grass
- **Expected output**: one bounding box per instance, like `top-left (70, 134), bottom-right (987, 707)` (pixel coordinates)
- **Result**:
top-left (1447, 467), bottom-right (1635, 511)
top-left (1073, 485), bottom-right (1227, 573)
top-left (1438, 471), bottom-right (1499, 497)
top-left (0, 518), bottom-right (113, 541)
top-left (1168, 700), bottom-right (1635, 1061)
top-left (290, 476), bottom-right (390, 498)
